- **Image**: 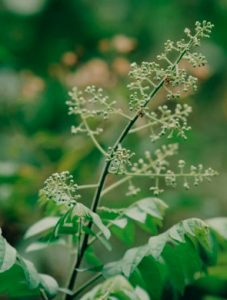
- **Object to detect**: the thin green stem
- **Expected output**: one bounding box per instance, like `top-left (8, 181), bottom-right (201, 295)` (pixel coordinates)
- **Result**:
top-left (101, 176), bottom-right (130, 196)
top-left (115, 110), bottom-right (132, 120)
top-left (129, 110), bottom-right (182, 134)
top-left (88, 209), bottom-right (125, 247)
top-left (40, 288), bottom-right (49, 300)
top-left (125, 172), bottom-right (210, 177)
top-left (164, 56), bottom-right (173, 65)
top-left (77, 184), bottom-right (99, 190)
top-left (81, 114), bottom-right (108, 157)
top-left (72, 273), bottom-right (102, 299)
top-left (76, 219), bottom-right (82, 262)
top-left (129, 121), bottom-right (155, 134)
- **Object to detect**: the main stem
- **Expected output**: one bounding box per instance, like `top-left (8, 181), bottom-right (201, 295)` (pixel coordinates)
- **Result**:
top-left (65, 47), bottom-right (189, 300)
top-left (65, 110), bottom-right (139, 300)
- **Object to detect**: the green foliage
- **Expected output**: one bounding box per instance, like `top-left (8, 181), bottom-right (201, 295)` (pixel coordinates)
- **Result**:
top-left (24, 216), bottom-right (64, 253)
top-left (0, 229), bottom-right (58, 298)
top-left (80, 275), bottom-right (149, 300)
top-left (103, 219), bottom-right (211, 298)
top-left (98, 197), bottom-right (167, 244)
top-left (51, 202), bottom-right (110, 243)
top-left (207, 218), bottom-right (227, 242)
top-left (0, 228), bottom-right (16, 272)
top-left (24, 216), bottom-right (60, 239)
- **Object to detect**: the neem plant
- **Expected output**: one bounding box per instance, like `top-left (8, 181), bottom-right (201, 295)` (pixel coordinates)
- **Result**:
top-left (1, 21), bottom-right (226, 300)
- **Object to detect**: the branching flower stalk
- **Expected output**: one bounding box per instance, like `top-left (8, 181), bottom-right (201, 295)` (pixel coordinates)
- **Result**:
top-left (61, 21), bottom-right (215, 299)
top-left (129, 103), bottom-right (192, 141)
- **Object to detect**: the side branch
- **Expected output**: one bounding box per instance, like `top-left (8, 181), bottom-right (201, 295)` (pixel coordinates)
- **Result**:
top-left (81, 114), bottom-right (108, 156)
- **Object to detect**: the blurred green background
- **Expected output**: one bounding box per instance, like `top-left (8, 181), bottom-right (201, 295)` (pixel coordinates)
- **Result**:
top-left (0, 0), bottom-right (227, 291)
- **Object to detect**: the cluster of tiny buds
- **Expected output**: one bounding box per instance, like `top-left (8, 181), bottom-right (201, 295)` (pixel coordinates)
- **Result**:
top-left (164, 40), bottom-right (175, 52)
top-left (84, 85), bottom-right (103, 95)
top-left (127, 21), bottom-right (213, 112)
top-left (184, 21), bottom-right (214, 47)
top-left (108, 145), bottom-right (135, 175)
top-left (126, 181), bottom-right (141, 196)
top-left (71, 124), bottom-right (103, 136)
top-left (67, 85), bottom-right (117, 120)
top-left (118, 142), bottom-right (217, 196)
top-left (140, 103), bottom-right (192, 142)
top-left (40, 171), bottom-right (80, 208)
top-left (184, 52), bottom-right (207, 68)
top-left (63, 21), bottom-right (216, 199)
top-left (163, 161), bottom-right (218, 190)
top-left (164, 70), bottom-right (198, 100)
top-left (195, 20), bottom-right (214, 38)
top-left (149, 162), bottom-right (217, 196)
top-left (84, 86), bottom-right (116, 120)
top-left (131, 144), bottom-right (178, 175)
top-left (165, 170), bottom-right (177, 187)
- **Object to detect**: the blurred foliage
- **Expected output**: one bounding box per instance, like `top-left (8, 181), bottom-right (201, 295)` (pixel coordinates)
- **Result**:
top-left (0, 0), bottom-right (227, 295)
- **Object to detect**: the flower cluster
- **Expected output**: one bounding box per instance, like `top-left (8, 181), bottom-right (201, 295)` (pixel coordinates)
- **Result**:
top-left (67, 85), bottom-right (132, 156)
top-left (67, 86), bottom-right (117, 140)
top-left (127, 61), bottom-right (160, 111)
top-left (40, 171), bottom-right (81, 208)
top-left (190, 20), bottom-right (214, 44)
top-left (120, 144), bottom-right (217, 195)
top-left (127, 21), bottom-right (214, 111)
top-left (164, 162), bottom-right (217, 190)
top-left (126, 144), bottom-right (178, 195)
top-left (164, 68), bottom-right (198, 100)
top-left (63, 21), bottom-right (216, 199)
top-left (126, 180), bottom-right (141, 196)
top-left (67, 86), bottom-right (116, 120)
top-left (71, 123), bottom-right (103, 136)
top-left (130, 103), bottom-right (192, 141)
top-left (130, 144), bottom-right (178, 174)
top-left (184, 52), bottom-right (207, 68)
top-left (108, 145), bottom-right (135, 175)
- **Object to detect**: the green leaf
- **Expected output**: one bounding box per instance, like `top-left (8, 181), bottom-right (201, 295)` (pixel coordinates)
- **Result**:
top-left (0, 233), bottom-right (16, 272)
top-left (80, 275), bottom-right (149, 300)
top-left (99, 197), bottom-right (167, 244)
top-left (24, 216), bottom-right (60, 239)
top-left (163, 241), bottom-right (203, 293)
top-left (103, 218), bottom-right (213, 300)
top-left (26, 239), bottom-right (66, 253)
top-left (50, 203), bottom-right (111, 241)
top-left (19, 257), bottom-right (40, 289)
top-left (84, 227), bottom-right (112, 251)
top-left (207, 217), bottom-right (227, 241)
top-left (111, 218), bottom-right (135, 245)
top-left (91, 212), bottom-right (111, 240)
top-left (133, 256), bottom-right (166, 300)
top-left (0, 257), bottom-right (59, 298)
top-left (54, 209), bottom-right (74, 237)
top-left (125, 197), bottom-right (167, 222)
top-left (84, 246), bottom-right (103, 267)
top-left (0, 229), bottom-right (59, 298)
top-left (134, 286), bottom-right (150, 300)
top-left (72, 203), bottom-right (111, 239)
top-left (40, 274), bottom-right (59, 298)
